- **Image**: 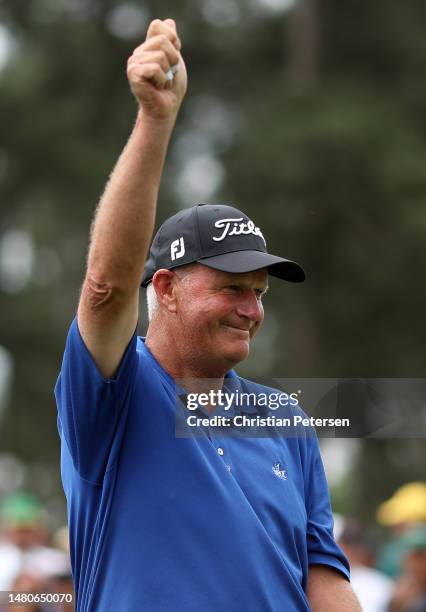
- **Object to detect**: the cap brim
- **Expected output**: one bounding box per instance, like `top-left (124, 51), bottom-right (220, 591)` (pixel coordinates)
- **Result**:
top-left (198, 250), bottom-right (305, 283)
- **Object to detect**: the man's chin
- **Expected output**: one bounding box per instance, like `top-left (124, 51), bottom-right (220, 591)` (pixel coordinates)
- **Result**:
top-left (223, 341), bottom-right (250, 367)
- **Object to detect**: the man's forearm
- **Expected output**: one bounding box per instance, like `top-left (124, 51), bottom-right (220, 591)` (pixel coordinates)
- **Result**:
top-left (86, 110), bottom-right (176, 292)
top-left (307, 565), bottom-right (362, 612)
top-left (85, 18), bottom-right (186, 294)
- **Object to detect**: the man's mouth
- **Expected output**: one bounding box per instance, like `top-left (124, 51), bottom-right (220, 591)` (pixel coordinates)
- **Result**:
top-left (222, 324), bottom-right (251, 336)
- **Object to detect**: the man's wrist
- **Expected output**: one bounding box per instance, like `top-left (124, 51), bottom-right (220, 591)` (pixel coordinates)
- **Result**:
top-left (135, 107), bottom-right (179, 134)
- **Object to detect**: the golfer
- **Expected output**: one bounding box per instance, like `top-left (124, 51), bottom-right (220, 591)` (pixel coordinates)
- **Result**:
top-left (55, 18), bottom-right (361, 612)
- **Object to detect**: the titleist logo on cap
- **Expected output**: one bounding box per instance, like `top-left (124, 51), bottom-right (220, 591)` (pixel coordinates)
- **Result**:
top-left (212, 217), bottom-right (266, 244)
top-left (140, 203), bottom-right (305, 287)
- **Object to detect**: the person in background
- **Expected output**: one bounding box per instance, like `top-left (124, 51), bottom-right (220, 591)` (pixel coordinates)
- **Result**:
top-left (337, 517), bottom-right (394, 612)
top-left (376, 483), bottom-right (426, 580)
top-left (0, 492), bottom-right (70, 591)
top-left (388, 527), bottom-right (426, 612)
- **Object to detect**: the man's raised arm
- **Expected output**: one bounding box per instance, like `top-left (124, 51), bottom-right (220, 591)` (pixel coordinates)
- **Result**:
top-left (77, 18), bottom-right (187, 379)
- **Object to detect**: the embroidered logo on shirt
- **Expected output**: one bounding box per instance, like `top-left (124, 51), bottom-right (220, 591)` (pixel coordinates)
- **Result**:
top-left (272, 463), bottom-right (287, 480)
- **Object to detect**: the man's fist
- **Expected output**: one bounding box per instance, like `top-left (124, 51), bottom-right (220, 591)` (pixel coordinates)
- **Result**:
top-left (127, 18), bottom-right (187, 120)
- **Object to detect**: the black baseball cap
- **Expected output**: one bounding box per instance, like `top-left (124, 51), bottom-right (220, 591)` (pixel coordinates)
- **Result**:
top-left (141, 204), bottom-right (305, 287)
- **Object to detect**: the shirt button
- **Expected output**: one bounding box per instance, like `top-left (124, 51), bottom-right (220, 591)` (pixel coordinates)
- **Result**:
top-left (217, 447), bottom-right (224, 456)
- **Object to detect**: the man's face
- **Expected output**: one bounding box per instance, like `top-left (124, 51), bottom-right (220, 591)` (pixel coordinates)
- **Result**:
top-left (174, 264), bottom-right (268, 371)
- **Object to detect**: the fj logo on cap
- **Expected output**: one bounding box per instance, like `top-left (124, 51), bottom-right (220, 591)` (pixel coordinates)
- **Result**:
top-left (212, 217), bottom-right (266, 244)
top-left (171, 237), bottom-right (185, 261)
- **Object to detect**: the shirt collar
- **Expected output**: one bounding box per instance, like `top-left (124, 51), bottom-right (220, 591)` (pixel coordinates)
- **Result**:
top-left (137, 337), bottom-right (254, 416)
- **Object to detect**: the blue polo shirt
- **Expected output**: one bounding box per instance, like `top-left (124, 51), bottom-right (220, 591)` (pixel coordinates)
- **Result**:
top-left (55, 318), bottom-right (349, 612)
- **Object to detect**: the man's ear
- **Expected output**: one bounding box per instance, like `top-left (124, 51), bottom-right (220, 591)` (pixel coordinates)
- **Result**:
top-left (152, 269), bottom-right (178, 313)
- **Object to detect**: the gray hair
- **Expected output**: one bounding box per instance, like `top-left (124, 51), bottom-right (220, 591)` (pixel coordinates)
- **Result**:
top-left (146, 282), bottom-right (159, 322)
top-left (145, 263), bottom-right (197, 322)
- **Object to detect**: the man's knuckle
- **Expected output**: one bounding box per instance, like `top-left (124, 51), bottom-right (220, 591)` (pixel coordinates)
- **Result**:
top-left (156, 50), bottom-right (167, 65)
top-left (158, 34), bottom-right (169, 47)
top-left (127, 65), bottom-right (137, 80)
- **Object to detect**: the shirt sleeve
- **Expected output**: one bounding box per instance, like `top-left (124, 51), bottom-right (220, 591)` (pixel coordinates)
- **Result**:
top-left (305, 435), bottom-right (351, 581)
top-left (54, 317), bottom-right (138, 484)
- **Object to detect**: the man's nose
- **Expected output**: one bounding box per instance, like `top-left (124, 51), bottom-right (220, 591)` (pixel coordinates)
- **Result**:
top-left (235, 290), bottom-right (264, 323)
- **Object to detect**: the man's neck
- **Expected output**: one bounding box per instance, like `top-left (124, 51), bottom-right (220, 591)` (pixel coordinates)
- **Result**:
top-left (145, 321), bottom-right (227, 393)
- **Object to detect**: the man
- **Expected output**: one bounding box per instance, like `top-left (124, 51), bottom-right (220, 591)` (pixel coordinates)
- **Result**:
top-left (55, 18), bottom-right (361, 611)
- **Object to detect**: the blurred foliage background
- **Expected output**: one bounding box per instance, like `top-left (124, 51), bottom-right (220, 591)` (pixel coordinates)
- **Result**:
top-left (0, 0), bottom-right (425, 527)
